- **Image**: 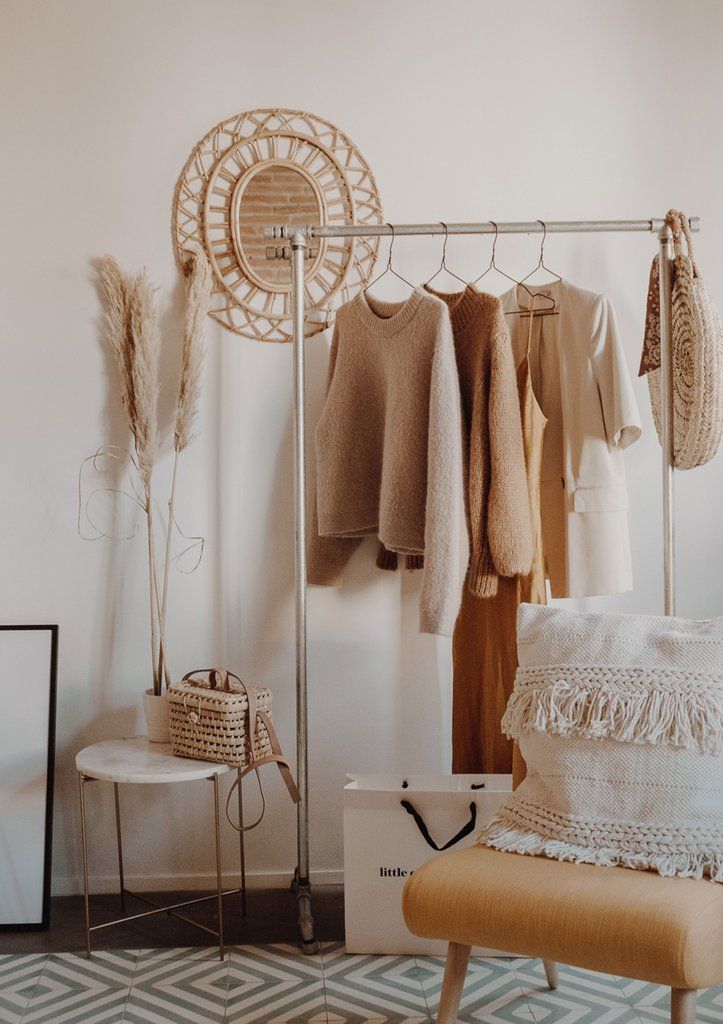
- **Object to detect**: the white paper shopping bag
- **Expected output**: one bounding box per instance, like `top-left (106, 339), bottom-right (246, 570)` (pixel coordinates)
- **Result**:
top-left (343, 773), bottom-right (512, 955)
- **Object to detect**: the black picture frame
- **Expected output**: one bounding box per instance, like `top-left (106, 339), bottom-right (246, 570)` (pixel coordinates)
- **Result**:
top-left (0, 624), bottom-right (58, 931)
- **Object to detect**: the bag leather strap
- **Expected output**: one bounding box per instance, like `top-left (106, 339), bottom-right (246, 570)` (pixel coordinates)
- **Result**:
top-left (666, 209), bottom-right (700, 278)
top-left (679, 211), bottom-right (701, 278)
top-left (224, 713), bottom-right (301, 834)
top-left (400, 799), bottom-right (478, 851)
top-left (667, 208), bottom-right (684, 259)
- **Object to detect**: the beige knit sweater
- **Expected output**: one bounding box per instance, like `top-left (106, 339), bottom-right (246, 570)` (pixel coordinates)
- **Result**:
top-left (425, 284), bottom-right (533, 596)
top-left (308, 288), bottom-right (466, 636)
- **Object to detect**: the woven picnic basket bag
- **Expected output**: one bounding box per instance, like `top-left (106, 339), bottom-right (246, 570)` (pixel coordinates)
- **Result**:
top-left (169, 669), bottom-right (300, 805)
top-left (642, 209), bottom-right (723, 469)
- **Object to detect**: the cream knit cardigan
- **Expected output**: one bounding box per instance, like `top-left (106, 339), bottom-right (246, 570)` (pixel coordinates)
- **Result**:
top-left (308, 288), bottom-right (466, 636)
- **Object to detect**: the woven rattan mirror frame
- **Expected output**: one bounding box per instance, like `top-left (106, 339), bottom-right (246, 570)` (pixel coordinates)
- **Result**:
top-left (173, 108), bottom-right (383, 342)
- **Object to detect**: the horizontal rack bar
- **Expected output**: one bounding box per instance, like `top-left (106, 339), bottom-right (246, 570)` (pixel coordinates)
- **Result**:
top-left (265, 218), bottom-right (700, 240)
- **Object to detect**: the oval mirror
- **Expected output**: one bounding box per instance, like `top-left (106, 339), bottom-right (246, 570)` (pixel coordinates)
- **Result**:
top-left (236, 165), bottom-right (321, 289)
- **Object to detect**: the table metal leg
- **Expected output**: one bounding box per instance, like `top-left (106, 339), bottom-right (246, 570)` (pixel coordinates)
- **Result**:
top-left (212, 773), bottom-right (224, 959)
top-left (78, 772), bottom-right (92, 959)
top-left (113, 782), bottom-right (126, 913)
top-left (237, 769), bottom-right (247, 916)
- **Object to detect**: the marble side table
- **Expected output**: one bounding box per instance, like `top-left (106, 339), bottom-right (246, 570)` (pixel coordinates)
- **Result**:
top-left (75, 737), bottom-right (246, 959)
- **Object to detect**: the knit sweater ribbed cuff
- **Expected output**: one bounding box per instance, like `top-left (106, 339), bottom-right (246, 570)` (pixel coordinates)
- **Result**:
top-left (468, 544), bottom-right (500, 599)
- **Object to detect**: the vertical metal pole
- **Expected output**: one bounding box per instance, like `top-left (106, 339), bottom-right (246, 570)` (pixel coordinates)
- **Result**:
top-left (290, 231), bottom-right (316, 951)
top-left (658, 225), bottom-right (676, 616)
top-left (113, 782), bottom-right (126, 913)
top-left (78, 772), bottom-right (92, 959)
top-left (212, 772), bottom-right (225, 960)
top-left (237, 769), bottom-right (246, 916)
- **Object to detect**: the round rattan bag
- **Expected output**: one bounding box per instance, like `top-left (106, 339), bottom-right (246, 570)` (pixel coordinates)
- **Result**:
top-left (643, 210), bottom-right (723, 469)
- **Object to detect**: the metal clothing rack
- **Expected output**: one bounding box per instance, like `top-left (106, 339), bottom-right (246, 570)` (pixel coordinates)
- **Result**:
top-left (264, 216), bottom-right (700, 951)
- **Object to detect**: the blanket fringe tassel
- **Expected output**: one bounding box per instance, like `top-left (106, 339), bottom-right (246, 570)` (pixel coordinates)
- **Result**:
top-left (479, 818), bottom-right (723, 882)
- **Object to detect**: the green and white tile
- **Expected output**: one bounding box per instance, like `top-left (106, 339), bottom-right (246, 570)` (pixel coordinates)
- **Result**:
top-left (321, 944), bottom-right (430, 1023)
top-left (23, 950), bottom-right (137, 1024)
top-left (123, 953), bottom-right (229, 1024)
top-left (515, 960), bottom-right (640, 1024)
top-left (226, 944), bottom-right (326, 1024)
top-left (0, 953), bottom-right (47, 1024)
top-left (138, 946), bottom-right (228, 963)
top-left (631, 986), bottom-right (723, 1023)
top-left (416, 955), bottom-right (533, 1024)
top-left (696, 986), bottom-right (723, 1022)
top-left (0, 945), bottom-right (720, 1024)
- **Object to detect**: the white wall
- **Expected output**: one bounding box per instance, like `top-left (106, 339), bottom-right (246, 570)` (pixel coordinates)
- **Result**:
top-left (1, 0), bottom-right (722, 895)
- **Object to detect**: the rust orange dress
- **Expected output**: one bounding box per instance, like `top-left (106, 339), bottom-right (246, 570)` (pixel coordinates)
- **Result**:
top-left (452, 320), bottom-right (547, 774)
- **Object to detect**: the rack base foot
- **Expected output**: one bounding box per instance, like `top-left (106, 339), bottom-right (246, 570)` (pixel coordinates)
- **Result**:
top-left (291, 869), bottom-right (318, 953)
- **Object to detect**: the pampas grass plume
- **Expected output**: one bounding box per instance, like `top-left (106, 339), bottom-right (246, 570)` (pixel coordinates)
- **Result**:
top-left (174, 246), bottom-right (212, 453)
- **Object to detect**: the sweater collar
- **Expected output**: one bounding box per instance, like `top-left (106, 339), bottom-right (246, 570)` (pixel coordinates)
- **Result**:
top-left (424, 282), bottom-right (500, 329)
top-left (352, 287), bottom-right (426, 336)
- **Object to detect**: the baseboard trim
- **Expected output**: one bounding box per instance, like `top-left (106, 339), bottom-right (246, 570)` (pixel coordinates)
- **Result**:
top-left (52, 868), bottom-right (344, 897)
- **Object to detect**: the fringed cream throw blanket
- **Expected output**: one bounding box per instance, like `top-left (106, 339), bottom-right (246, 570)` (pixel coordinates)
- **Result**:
top-left (478, 604), bottom-right (723, 882)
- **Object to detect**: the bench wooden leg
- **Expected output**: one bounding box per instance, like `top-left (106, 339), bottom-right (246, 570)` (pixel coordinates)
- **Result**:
top-left (436, 942), bottom-right (471, 1024)
top-left (671, 988), bottom-right (697, 1024)
top-left (543, 961), bottom-right (559, 990)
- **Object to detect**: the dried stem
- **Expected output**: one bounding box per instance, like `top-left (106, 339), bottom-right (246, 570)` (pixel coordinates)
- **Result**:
top-left (157, 451), bottom-right (178, 689)
top-left (145, 490), bottom-right (161, 693)
top-left (157, 248), bottom-right (212, 687)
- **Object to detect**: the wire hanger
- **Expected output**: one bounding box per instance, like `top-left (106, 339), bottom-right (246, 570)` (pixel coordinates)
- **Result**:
top-left (424, 222), bottom-right (468, 288)
top-left (364, 223), bottom-right (415, 294)
top-left (474, 221), bottom-right (556, 316)
top-left (520, 220), bottom-right (562, 286)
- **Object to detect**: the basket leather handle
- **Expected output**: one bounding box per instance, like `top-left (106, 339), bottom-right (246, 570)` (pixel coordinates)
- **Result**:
top-left (182, 667), bottom-right (243, 693)
top-left (666, 209), bottom-right (701, 277)
top-left (679, 211), bottom-right (701, 277)
top-left (666, 209), bottom-right (684, 260)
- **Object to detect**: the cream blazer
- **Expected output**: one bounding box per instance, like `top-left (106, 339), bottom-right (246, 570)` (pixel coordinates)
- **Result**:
top-left (501, 279), bottom-right (642, 598)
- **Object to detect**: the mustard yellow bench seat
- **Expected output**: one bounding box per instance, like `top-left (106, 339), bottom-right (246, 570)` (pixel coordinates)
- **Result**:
top-left (403, 845), bottom-right (723, 1024)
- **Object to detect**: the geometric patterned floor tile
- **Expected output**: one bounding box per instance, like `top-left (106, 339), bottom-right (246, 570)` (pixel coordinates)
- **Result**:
top-left (515, 960), bottom-right (642, 1024)
top-left (321, 943), bottom-right (430, 1024)
top-left (227, 945), bottom-right (326, 1024)
top-left (617, 976), bottom-right (723, 1022)
top-left (0, 954), bottom-right (47, 1024)
top-left (0, 946), bottom-right (719, 1024)
top-left (633, 986), bottom-right (723, 1023)
top-left (22, 950), bottom-right (138, 1024)
top-left (122, 954), bottom-right (229, 1024)
top-left (416, 955), bottom-right (533, 1024)
top-left (696, 986), bottom-right (723, 1023)
top-left (138, 946), bottom-right (227, 963)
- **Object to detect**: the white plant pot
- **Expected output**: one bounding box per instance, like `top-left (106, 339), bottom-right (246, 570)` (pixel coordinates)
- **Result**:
top-left (142, 689), bottom-right (171, 744)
